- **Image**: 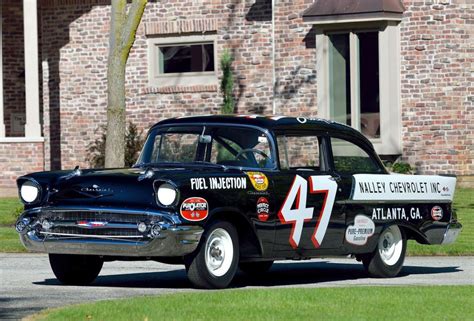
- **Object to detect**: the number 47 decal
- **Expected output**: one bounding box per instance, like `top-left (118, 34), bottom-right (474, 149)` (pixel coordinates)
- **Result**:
top-left (278, 175), bottom-right (338, 249)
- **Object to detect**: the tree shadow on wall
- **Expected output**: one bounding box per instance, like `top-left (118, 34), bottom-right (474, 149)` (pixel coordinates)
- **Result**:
top-left (41, 4), bottom-right (97, 170)
top-left (246, 0), bottom-right (271, 22)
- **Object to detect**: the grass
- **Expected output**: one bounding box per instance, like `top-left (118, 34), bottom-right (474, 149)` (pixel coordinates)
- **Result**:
top-left (0, 189), bottom-right (472, 254)
top-left (0, 197), bottom-right (22, 225)
top-left (0, 227), bottom-right (26, 253)
top-left (29, 286), bottom-right (474, 321)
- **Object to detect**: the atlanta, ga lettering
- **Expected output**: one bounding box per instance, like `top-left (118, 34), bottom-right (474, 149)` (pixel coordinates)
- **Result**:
top-left (371, 207), bottom-right (422, 220)
top-left (190, 177), bottom-right (247, 190)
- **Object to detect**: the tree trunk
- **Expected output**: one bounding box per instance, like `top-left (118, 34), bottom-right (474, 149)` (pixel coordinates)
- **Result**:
top-left (105, 0), bottom-right (147, 168)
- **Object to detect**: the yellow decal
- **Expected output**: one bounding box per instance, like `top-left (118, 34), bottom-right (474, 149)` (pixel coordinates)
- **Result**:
top-left (246, 172), bottom-right (269, 191)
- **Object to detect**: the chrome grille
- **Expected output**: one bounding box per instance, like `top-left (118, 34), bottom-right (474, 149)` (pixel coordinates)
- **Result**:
top-left (37, 210), bottom-right (160, 240)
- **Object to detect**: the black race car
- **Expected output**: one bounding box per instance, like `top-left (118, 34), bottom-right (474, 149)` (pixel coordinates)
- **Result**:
top-left (15, 115), bottom-right (461, 288)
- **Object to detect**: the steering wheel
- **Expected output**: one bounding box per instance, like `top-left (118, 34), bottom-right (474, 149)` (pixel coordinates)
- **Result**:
top-left (235, 148), bottom-right (270, 162)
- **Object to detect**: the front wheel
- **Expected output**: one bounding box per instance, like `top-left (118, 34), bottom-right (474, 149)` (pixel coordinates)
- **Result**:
top-left (362, 225), bottom-right (406, 278)
top-left (186, 221), bottom-right (239, 289)
top-left (49, 254), bottom-right (103, 285)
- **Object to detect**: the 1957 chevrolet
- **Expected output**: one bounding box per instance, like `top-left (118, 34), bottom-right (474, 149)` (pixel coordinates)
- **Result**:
top-left (15, 115), bottom-right (461, 288)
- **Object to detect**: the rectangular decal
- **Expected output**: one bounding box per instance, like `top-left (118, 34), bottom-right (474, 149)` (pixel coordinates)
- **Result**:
top-left (190, 177), bottom-right (247, 190)
top-left (351, 174), bottom-right (456, 202)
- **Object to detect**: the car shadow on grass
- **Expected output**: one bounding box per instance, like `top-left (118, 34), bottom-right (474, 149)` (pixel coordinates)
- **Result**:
top-left (33, 260), bottom-right (463, 289)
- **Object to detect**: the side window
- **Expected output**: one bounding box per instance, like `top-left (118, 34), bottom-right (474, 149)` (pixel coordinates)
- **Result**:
top-left (209, 127), bottom-right (274, 169)
top-left (277, 135), bottom-right (321, 170)
top-left (331, 138), bottom-right (381, 174)
top-left (210, 137), bottom-right (242, 163)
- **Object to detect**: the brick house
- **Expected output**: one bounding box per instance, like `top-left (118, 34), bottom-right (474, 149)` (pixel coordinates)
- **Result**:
top-left (0, 0), bottom-right (472, 192)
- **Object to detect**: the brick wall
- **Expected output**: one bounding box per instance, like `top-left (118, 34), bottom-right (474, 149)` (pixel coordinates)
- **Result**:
top-left (400, 0), bottom-right (473, 175)
top-left (2, 1), bottom-right (26, 137)
top-left (0, 0), bottom-right (471, 189)
top-left (0, 142), bottom-right (44, 189)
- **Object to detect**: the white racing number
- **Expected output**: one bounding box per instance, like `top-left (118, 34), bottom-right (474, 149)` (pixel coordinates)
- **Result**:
top-left (278, 175), bottom-right (338, 249)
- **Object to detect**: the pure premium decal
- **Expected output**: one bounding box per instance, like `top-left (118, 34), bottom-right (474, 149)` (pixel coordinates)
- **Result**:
top-left (352, 174), bottom-right (456, 201)
top-left (371, 207), bottom-right (422, 220)
top-left (246, 172), bottom-right (269, 192)
top-left (180, 197), bottom-right (209, 221)
top-left (278, 175), bottom-right (337, 249)
top-left (190, 177), bottom-right (247, 190)
top-left (256, 197), bottom-right (270, 221)
top-left (345, 215), bottom-right (375, 246)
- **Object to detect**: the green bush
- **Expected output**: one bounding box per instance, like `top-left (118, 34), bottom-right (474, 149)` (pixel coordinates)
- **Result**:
top-left (220, 49), bottom-right (235, 114)
top-left (87, 122), bottom-right (145, 168)
top-left (385, 161), bottom-right (415, 174)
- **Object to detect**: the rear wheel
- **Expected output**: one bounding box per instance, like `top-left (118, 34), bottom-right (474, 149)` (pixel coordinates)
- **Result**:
top-left (186, 221), bottom-right (239, 289)
top-left (49, 254), bottom-right (103, 285)
top-left (239, 261), bottom-right (273, 276)
top-left (362, 225), bottom-right (406, 278)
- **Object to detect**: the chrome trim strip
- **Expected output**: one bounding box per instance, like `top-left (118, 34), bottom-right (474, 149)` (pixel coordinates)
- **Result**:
top-left (40, 232), bottom-right (145, 239)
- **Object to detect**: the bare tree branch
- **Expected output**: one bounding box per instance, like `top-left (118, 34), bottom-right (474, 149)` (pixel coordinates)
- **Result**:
top-left (121, 0), bottom-right (147, 58)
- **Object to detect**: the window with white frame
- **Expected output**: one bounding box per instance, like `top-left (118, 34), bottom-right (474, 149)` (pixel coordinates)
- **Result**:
top-left (148, 35), bottom-right (217, 87)
top-left (316, 22), bottom-right (402, 155)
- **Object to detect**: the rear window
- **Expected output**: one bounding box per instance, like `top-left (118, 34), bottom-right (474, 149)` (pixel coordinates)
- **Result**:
top-left (331, 137), bottom-right (381, 174)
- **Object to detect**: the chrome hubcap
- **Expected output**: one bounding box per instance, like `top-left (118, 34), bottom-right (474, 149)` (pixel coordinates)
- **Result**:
top-left (378, 225), bottom-right (403, 266)
top-left (205, 228), bottom-right (233, 277)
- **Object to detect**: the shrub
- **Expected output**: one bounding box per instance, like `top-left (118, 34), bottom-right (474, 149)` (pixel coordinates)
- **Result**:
top-left (220, 49), bottom-right (235, 114)
top-left (87, 122), bottom-right (145, 168)
top-left (385, 161), bottom-right (415, 174)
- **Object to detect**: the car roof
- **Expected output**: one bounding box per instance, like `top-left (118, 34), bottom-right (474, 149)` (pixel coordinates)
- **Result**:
top-left (151, 114), bottom-right (372, 147)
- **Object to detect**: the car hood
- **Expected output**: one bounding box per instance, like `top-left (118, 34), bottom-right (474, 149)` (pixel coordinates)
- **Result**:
top-left (19, 166), bottom-right (244, 209)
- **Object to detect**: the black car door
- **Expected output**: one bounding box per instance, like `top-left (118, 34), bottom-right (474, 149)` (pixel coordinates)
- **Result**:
top-left (272, 132), bottom-right (345, 257)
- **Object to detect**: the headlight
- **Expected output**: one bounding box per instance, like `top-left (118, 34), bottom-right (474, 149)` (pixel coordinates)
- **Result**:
top-left (20, 180), bottom-right (41, 204)
top-left (156, 183), bottom-right (178, 207)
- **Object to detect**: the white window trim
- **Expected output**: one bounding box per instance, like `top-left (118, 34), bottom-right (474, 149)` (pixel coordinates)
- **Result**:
top-left (147, 34), bottom-right (218, 87)
top-left (316, 21), bottom-right (402, 155)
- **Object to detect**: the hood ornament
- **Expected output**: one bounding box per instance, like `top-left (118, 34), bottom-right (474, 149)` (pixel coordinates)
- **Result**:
top-left (138, 167), bottom-right (154, 181)
top-left (60, 166), bottom-right (82, 181)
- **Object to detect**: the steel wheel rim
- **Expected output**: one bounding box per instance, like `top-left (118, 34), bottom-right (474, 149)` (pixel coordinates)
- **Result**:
top-left (205, 228), bottom-right (233, 277)
top-left (378, 225), bottom-right (403, 266)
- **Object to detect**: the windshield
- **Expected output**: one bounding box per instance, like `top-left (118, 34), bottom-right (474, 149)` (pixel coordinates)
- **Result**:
top-left (137, 125), bottom-right (275, 169)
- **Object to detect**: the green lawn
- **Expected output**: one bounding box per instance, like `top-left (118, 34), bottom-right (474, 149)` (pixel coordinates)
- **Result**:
top-left (29, 286), bottom-right (474, 321)
top-left (0, 227), bottom-right (26, 253)
top-left (1, 189), bottom-right (473, 254)
top-left (0, 197), bottom-right (22, 225)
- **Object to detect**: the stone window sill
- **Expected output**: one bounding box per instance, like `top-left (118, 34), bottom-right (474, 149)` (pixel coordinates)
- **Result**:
top-left (142, 85), bottom-right (218, 94)
top-left (0, 137), bottom-right (44, 143)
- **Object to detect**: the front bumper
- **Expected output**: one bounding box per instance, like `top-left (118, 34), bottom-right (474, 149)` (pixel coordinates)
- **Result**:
top-left (16, 206), bottom-right (204, 257)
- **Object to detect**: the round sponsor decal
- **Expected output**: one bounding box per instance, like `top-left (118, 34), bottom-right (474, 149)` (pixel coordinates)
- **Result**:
top-left (431, 206), bottom-right (443, 221)
top-left (247, 172), bottom-right (269, 191)
top-left (180, 197), bottom-right (209, 221)
top-left (256, 197), bottom-right (270, 221)
top-left (345, 215), bottom-right (375, 246)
